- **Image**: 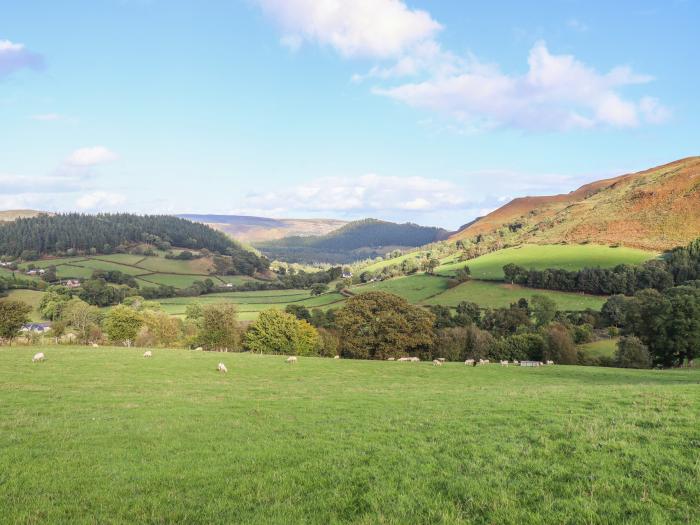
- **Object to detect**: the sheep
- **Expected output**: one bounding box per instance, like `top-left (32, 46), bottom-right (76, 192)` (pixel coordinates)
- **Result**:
top-left (513, 360), bottom-right (519, 365)
top-left (464, 359), bottom-right (475, 366)
top-left (32, 352), bottom-right (45, 363)
top-left (334, 355), bottom-right (340, 359)
top-left (432, 359), bottom-right (443, 366)
top-left (143, 351), bottom-right (152, 358)
top-left (546, 360), bottom-right (554, 365)
top-left (91, 343), bottom-right (99, 348)
top-left (194, 346), bottom-right (203, 351)
top-left (286, 356), bottom-right (298, 364)
top-left (387, 357), bottom-right (396, 361)
top-left (500, 360), bottom-right (508, 366)
top-left (217, 362), bottom-right (228, 373)
top-left (397, 357), bottom-right (411, 362)
top-left (409, 357), bottom-right (420, 362)
top-left (479, 359), bottom-right (490, 365)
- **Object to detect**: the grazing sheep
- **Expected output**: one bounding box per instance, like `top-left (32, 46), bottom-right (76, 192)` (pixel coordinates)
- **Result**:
top-left (387, 357), bottom-right (396, 361)
top-left (92, 343), bottom-right (99, 348)
top-left (397, 357), bottom-right (410, 362)
top-left (478, 359), bottom-right (490, 365)
top-left (143, 351), bottom-right (152, 358)
top-left (409, 357), bottom-right (420, 362)
top-left (513, 360), bottom-right (519, 365)
top-left (500, 360), bottom-right (508, 366)
top-left (432, 359), bottom-right (442, 366)
top-left (194, 346), bottom-right (203, 351)
top-left (334, 355), bottom-right (340, 359)
top-left (464, 359), bottom-right (475, 366)
top-left (286, 356), bottom-right (298, 364)
top-left (217, 362), bottom-right (228, 373)
top-left (546, 360), bottom-right (554, 365)
top-left (32, 352), bottom-right (45, 363)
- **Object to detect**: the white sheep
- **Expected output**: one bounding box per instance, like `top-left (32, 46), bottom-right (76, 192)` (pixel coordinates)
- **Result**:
top-left (334, 355), bottom-right (340, 359)
top-left (546, 360), bottom-right (554, 365)
top-left (217, 362), bottom-right (228, 373)
top-left (513, 360), bottom-right (519, 365)
top-left (409, 357), bottom-right (420, 362)
top-left (500, 360), bottom-right (508, 366)
top-left (91, 343), bottom-right (99, 348)
top-left (464, 359), bottom-right (475, 366)
top-left (397, 357), bottom-right (410, 362)
top-left (195, 346), bottom-right (203, 351)
top-left (432, 359), bottom-right (442, 366)
top-left (32, 352), bottom-right (45, 363)
top-left (143, 351), bottom-right (152, 358)
top-left (479, 359), bottom-right (490, 365)
top-left (286, 356), bottom-right (298, 364)
top-left (387, 357), bottom-right (396, 361)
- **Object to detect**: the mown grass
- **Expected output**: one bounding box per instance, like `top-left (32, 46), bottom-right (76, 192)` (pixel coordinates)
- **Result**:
top-left (437, 244), bottom-right (656, 280)
top-left (423, 280), bottom-right (607, 311)
top-left (1, 346), bottom-right (698, 524)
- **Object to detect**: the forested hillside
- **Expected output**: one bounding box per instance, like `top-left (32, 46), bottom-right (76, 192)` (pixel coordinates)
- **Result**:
top-left (0, 213), bottom-right (269, 273)
top-left (257, 219), bottom-right (450, 263)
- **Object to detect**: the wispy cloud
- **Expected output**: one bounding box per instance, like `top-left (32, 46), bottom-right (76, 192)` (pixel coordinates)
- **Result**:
top-left (0, 39), bottom-right (44, 79)
top-left (65, 146), bottom-right (118, 167)
top-left (75, 191), bottom-right (126, 210)
top-left (30, 113), bottom-right (63, 121)
top-left (256, 3), bottom-right (669, 132)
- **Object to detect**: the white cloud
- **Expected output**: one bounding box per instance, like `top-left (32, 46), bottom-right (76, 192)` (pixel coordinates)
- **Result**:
top-left (75, 191), bottom-right (126, 210)
top-left (0, 39), bottom-right (44, 78)
top-left (256, 1), bottom-right (668, 132)
top-left (255, 0), bottom-right (441, 58)
top-left (375, 41), bottom-right (669, 130)
top-left (66, 146), bottom-right (118, 167)
top-left (234, 173), bottom-right (470, 217)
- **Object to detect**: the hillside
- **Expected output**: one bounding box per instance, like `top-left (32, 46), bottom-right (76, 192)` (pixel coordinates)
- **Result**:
top-left (257, 218), bottom-right (450, 264)
top-left (0, 210), bottom-right (46, 221)
top-left (0, 213), bottom-right (269, 275)
top-left (451, 157), bottom-right (700, 251)
top-left (179, 214), bottom-right (347, 243)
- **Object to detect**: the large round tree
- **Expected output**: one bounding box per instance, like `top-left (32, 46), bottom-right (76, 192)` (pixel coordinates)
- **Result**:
top-left (335, 291), bottom-right (435, 360)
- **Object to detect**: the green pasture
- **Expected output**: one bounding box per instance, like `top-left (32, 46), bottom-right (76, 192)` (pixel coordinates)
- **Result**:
top-left (1, 346), bottom-right (698, 524)
top-left (423, 280), bottom-right (607, 311)
top-left (580, 338), bottom-right (619, 359)
top-left (351, 274), bottom-right (450, 303)
top-left (1, 289), bottom-right (45, 321)
top-left (437, 244), bottom-right (656, 280)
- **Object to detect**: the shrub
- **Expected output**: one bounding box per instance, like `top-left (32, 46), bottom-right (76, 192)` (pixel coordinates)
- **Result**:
top-left (614, 336), bottom-right (652, 369)
top-left (198, 304), bottom-right (241, 351)
top-left (245, 309), bottom-right (320, 356)
top-left (543, 323), bottom-right (578, 364)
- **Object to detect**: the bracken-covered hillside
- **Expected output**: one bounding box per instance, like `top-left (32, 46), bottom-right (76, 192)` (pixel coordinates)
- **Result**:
top-left (451, 157), bottom-right (700, 251)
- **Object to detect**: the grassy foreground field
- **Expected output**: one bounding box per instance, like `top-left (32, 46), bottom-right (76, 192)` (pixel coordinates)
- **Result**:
top-left (1, 347), bottom-right (699, 524)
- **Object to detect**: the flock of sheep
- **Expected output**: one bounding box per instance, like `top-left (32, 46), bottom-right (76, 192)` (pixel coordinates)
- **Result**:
top-left (31, 350), bottom-right (554, 370)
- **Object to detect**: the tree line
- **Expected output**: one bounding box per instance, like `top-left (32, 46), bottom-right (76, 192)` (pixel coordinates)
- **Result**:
top-left (0, 213), bottom-right (269, 276)
top-left (502, 238), bottom-right (700, 296)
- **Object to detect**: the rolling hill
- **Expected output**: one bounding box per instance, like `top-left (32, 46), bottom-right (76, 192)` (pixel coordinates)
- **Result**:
top-left (178, 214), bottom-right (347, 243)
top-left (257, 218), bottom-right (451, 264)
top-left (451, 157), bottom-right (700, 251)
top-left (0, 210), bottom-right (46, 221)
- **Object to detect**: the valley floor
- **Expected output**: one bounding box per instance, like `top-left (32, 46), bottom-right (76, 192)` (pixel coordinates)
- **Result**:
top-left (1, 346), bottom-right (698, 524)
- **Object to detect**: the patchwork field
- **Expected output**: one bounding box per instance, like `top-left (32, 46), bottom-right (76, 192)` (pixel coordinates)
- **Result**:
top-left (1, 346), bottom-right (698, 524)
top-left (436, 244), bottom-right (656, 280)
top-left (350, 274), bottom-right (450, 303)
top-left (422, 280), bottom-right (607, 311)
top-left (2, 289), bottom-right (45, 321)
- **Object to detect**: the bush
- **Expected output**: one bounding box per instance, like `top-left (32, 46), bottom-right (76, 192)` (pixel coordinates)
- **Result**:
top-left (434, 327), bottom-right (468, 361)
top-left (245, 309), bottom-right (320, 356)
top-left (543, 323), bottom-right (578, 364)
top-left (198, 304), bottom-right (242, 351)
top-left (614, 336), bottom-right (652, 369)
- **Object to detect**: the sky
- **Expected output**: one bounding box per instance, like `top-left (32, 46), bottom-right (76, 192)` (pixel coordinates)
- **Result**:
top-left (1, 0), bottom-right (698, 229)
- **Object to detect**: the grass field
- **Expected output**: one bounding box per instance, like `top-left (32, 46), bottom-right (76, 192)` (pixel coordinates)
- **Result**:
top-left (422, 280), bottom-right (607, 311)
top-left (437, 244), bottom-right (656, 280)
top-left (580, 338), bottom-right (619, 359)
top-left (351, 274), bottom-right (451, 303)
top-left (1, 346), bottom-right (698, 523)
top-left (1, 289), bottom-right (45, 321)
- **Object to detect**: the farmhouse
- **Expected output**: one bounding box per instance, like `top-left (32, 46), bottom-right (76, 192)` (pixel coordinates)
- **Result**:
top-left (63, 279), bottom-right (81, 288)
top-left (20, 323), bottom-right (52, 334)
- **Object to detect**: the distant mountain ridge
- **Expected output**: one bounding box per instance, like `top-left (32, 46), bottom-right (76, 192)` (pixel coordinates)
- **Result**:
top-left (258, 218), bottom-right (450, 264)
top-left (451, 157), bottom-right (700, 251)
top-left (178, 214), bottom-right (347, 243)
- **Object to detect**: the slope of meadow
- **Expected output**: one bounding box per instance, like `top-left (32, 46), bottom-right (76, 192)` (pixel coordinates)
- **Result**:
top-left (437, 244), bottom-right (656, 280)
top-left (1, 347), bottom-right (698, 524)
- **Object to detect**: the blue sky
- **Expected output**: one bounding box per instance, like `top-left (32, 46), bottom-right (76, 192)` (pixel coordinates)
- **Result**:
top-left (1, 0), bottom-right (697, 229)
